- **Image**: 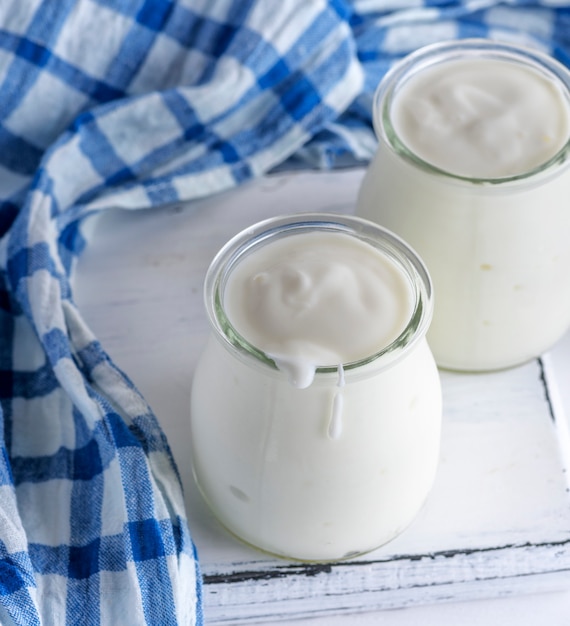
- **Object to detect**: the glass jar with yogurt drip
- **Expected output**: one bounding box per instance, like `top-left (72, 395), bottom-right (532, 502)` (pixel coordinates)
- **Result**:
top-left (190, 214), bottom-right (441, 562)
top-left (357, 39), bottom-right (570, 371)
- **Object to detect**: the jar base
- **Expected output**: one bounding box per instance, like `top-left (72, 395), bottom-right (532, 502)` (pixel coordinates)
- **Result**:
top-left (434, 351), bottom-right (545, 373)
top-left (194, 476), bottom-right (433, 564)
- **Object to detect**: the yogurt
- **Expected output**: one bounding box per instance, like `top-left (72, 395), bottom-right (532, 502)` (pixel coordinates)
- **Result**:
top-left (391, 58), bottom-right (569, 179)
top-left (190, 214), bottom-right (441, 561)
top-left (223, 230), bottom-right (414, 388)
top-left (357, 39), bottom-right (570, 371)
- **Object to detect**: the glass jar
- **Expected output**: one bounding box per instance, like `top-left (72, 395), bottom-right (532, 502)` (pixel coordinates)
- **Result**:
top-left (357, 39), bottom-right (570, 371)
top-left (190, 214), bottom-right (441, 562)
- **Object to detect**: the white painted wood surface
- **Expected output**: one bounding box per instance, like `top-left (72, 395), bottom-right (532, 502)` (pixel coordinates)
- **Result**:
top-left (74, 169), bottom-right (570, 624)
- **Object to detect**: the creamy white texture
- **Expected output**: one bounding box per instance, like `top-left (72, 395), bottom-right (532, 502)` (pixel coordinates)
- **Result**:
top-left (223, 231), bottom-right (414, 388)
top-left (391, 58), bottom-right (570, 179)
top-left (359, 154), bottom-right (570, 370)
top-left (358, 47), bottom-right (570, 370)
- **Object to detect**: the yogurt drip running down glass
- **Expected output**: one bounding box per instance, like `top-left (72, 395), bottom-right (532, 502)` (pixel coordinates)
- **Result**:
top-left (190, 214), bottom-right (442, 562)
top-left (357, 39), bottom-right (570, 371)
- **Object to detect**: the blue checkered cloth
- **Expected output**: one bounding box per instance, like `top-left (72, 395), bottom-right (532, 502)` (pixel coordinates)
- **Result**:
top-left (0, 1), bottom-right (569, 624)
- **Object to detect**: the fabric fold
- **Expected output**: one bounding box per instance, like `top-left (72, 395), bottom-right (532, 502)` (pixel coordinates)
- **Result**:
top-left (0, 1), bottom-right (360, 624)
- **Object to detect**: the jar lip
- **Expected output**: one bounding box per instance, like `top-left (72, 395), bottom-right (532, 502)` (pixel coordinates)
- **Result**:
top-left (373, 38), bottom-right (570, 185)
top-left (203, 213), bottom-right (433, 378)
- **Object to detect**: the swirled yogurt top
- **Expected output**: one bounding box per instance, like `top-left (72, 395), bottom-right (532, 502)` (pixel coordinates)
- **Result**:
top-left (390, 57), bottom-right (570, 179)
top-left (223, 230), bottom-right (413, 388)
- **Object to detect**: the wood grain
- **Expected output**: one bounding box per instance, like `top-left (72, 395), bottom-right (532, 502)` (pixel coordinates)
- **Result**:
top-left (75, 169), bottom-right (570, 624)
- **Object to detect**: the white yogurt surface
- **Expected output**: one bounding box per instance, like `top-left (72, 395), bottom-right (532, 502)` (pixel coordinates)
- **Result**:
top-left (223, 231), bottom-right (414, 387)
top-left (191, 224), bottom-right (441, 561)
top-left (391, 58), bottom-right (570, 179)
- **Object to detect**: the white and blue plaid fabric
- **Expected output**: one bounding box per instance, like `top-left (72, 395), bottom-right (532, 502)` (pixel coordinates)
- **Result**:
top-left (0, 1), bottom-right (569, 624)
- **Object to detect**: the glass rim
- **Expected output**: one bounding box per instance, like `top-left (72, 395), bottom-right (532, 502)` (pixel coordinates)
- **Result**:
top-left (373, 38), bottom-right (570, 185)
top-left (203, 212), bottom-right (434, 379)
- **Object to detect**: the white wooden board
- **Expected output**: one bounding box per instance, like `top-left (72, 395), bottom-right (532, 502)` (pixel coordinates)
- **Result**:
top-left (74, 170), bottom-right (570, 624)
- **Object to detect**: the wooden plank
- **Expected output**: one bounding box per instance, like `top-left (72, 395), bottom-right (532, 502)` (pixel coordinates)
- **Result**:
top-left (75, 170), bottom-right (570, 624)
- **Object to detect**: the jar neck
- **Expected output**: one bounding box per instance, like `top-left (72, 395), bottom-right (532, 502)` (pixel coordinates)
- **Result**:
top-left (204, 213), bottom-right (434, 381)
top-left (374, 39), bottom-right (570, 186)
